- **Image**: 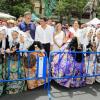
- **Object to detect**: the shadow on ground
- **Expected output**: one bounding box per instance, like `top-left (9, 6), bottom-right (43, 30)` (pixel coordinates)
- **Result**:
top-left (51, 80), bottom-right (100, 99)
top-left (0, 81), bottom-right (100, 100)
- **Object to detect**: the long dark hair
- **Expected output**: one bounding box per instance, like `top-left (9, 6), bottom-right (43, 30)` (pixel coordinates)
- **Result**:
top-left (28, 41), bottom-right (43, 51)
top-left (68, 37), bottom-right (84, 62)
top-left (68, 37), bottom-right (78, 51)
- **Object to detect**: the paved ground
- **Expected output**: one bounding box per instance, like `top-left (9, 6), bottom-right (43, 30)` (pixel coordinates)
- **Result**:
top-left (0, 81), bottom-right (100, 100)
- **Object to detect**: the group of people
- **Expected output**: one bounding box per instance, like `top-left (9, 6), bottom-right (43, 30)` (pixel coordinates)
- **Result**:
top-left (0, 11), bottom-right (100, 96)
top-left (51, 21), bottom-right (100, 88)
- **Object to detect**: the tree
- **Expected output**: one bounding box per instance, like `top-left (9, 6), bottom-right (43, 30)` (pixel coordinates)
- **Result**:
top-left (10, 3), bottom-right (33, 17)
top-left (95, 0), bottom-right (100, 18)
top-left (55, 0), bottom-right (88, 23)
top-left (0, 0), bottom-right (33, 18)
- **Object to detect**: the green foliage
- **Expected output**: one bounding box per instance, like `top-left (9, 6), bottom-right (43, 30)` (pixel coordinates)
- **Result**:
top-left (55, 0), bottom-right (66, 15)
top-left (0, 0), bottom-right (33, 18)
top-left (96, 1), bottom-right (100, 18)
top-left (10, 3), bottom-right (33, 17)
top-left (55, 0), bottom-right (87, 17)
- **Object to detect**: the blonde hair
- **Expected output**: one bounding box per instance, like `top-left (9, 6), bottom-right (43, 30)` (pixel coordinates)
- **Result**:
top-left (55, 23), bottom-right (62, 33)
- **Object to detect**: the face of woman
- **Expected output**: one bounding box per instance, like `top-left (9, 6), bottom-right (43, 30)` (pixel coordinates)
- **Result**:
top-left (20, 35), bottom-right (25, 43)
top-left (9, 23), bottom-right (14, 28)
top-left (73, 21), bottom-right (79, 29)
top-left (12, 32), bottom-right (19, 40)
top-left (2, 22), bottom-right (7, 26)
top-left (88, 31), bottom-right (93, 38)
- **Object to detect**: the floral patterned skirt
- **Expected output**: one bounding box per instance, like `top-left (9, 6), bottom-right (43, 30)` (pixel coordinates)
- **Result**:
top-left (5, 59), bottom-right (26, 94)
top-left (25, 67), bottom-right (45, 89)
top-left (23, 52), bottom-right (47, 90)
top-left (51, 53), bottom-right (86, 88)
top-left (85, 55), bottom-right (96, 85)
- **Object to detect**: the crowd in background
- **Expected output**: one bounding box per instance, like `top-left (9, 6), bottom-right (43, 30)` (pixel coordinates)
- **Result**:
top-left (0, 11), bottom-right (100, 96)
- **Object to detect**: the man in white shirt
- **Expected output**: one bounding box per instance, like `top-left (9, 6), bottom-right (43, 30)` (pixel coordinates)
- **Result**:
top-left (35, 17), bottom-right (54, 57)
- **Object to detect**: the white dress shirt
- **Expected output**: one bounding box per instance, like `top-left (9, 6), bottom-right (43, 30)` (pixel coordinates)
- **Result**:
top-left (35, 25), bottom-right (54, 45)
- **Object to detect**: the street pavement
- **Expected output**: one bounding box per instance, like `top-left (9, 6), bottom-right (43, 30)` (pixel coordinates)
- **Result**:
top-left (0, 81), bottom-right (100, 100)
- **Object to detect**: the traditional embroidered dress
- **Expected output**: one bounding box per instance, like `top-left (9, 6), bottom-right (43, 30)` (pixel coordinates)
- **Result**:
top-left (5, 31), bottom-right (26, 94)
top-left (24, 41), bottom-right (47, 89)
top-left (24, 52), bottom-right (45, 89)
top-left (51, 37), bottom-right (86, 88)
top-left (84, 29), bottom-right (96, 84)
top-left (0, 29), bottom-right (9, 96)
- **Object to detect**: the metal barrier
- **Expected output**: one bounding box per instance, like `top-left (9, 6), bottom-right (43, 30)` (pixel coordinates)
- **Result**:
top-left (0, 50), bottom-right (100, 99)
top-left (48, 51), bottom-right (100, 100)
top-left (0, 50), bottom-right (47, 94)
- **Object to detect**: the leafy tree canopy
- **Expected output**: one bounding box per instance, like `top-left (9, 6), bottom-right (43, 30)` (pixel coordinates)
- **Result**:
top-left (0, 0), bottom-right (33, 18)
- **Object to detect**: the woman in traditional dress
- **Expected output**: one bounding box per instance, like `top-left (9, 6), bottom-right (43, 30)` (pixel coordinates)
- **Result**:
top-left (0, 29), bottom-right (9, 96)
top-left (5, 30), bottom-right (26, 94)
top-left (51, 37), bottom-right (86, 88)
top-left (23, 41), bottom-right (46, 90)
top-left (84, 28), bottom-right (96, 85)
